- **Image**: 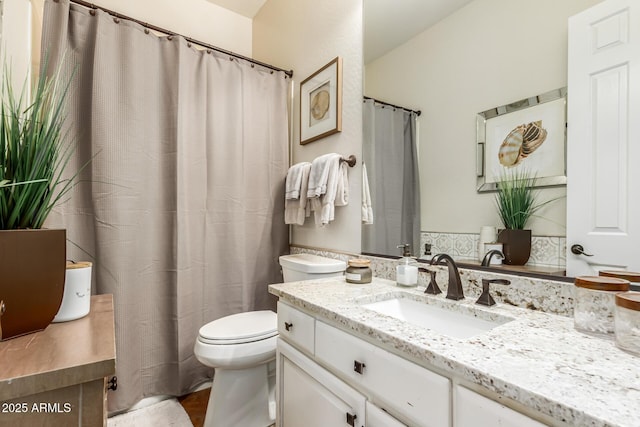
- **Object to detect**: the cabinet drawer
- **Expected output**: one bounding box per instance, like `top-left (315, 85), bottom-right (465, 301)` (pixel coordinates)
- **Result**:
top-left (315, 321), bottom-right (450, 427)
top-left (454, 386), bottom-right (546, 427)
top-left (277, 302), bottom-right (315, 355)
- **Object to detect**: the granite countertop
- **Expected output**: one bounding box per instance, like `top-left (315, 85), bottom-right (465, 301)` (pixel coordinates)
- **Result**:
top-left (269, 277), bottom-right (640, 427)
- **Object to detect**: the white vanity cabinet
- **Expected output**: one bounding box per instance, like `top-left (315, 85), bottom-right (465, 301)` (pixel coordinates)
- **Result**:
top-left (277, 339), bottom-right (366, 427)
top-left (276, 301), bottom-right (546, 427)
top-left (454, 386), bottom-right (546, 427)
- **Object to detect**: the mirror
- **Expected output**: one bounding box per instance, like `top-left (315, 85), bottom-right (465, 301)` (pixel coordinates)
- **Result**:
top-left (362, 0), bottom-right (603, 278)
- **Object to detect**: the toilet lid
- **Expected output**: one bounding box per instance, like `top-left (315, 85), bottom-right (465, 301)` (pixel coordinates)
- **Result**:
top-left (198, 310), bottom-right (277, 345)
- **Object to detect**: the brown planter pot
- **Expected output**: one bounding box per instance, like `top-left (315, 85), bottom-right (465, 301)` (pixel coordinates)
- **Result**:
top-left (0, 229), bottom-right (66, 340)
top-left (497, 229), bottom-right (531, 265)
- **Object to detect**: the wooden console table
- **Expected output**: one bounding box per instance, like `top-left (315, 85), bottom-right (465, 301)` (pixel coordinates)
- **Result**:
top-left (0, 294), bottom-right (116, 426)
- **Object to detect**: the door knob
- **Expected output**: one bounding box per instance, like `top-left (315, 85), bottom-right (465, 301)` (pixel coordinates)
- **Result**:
top-left (284, 322), bottom-right (293, 331)
top-left (353, 360), bottom-right (366, 374)
top-left (571, 244), bottom-right (593, 257)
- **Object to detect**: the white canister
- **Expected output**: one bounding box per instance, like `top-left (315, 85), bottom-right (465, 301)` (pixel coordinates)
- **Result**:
top-left (483, 243), bottom-right (504, 265)
top-left (478, 226), bottom-right (497, 261)
top-left (53, 261), bottom-right (92, 323)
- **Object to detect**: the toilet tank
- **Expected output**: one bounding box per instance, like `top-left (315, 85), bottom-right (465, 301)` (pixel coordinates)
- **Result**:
top-left (279, 254), bottom-right (346, 282)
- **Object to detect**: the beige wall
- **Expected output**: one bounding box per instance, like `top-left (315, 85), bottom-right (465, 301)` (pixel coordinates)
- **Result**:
top-left (67, 0), bottom-right (251, 56)
top-left (365, 0), bottom-right (602, 237)
top-left (23, 0), bottom-right (251, 87)
top-left (2, 0), bottom-right (32, 95)
top-left (253, 0), bottom-right (364, 253)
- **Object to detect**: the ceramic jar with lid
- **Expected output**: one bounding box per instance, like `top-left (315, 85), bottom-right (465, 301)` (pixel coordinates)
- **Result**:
top-left (574, 276), bottom-right (629, 336)
top-left (346, 259), bottom-right (372, 284)
top-left (600, 270), bottom-right (640, 290)
top-left (615, 292), bottom-right (640, 356)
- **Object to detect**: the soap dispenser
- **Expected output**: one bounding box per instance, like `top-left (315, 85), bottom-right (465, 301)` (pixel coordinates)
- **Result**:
top-left (396, 244), bottom-right (418, 287)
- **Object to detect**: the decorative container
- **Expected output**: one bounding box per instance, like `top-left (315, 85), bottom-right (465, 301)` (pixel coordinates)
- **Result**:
top-left (346, 259), bottom-right (372, 284)
top-left (614, 292), bottom-right (640, 356)
top-left (496, 229), bottom-right (531, 265)
top-left (53, 261), bottom-right (92, 323)
top-left (0, 229), bottom-right (66, 340)
top-left (574, 276), bottom-right (629, 336)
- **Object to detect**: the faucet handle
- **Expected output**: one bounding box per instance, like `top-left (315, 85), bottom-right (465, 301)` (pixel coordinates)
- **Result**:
top-left (424, 268), bottom-right (442, 295)
top-left (476, 278), bottom-right (510, 306)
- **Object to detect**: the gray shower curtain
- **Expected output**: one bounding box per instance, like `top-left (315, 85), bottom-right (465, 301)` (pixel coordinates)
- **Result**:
top-left (41, 0), bottom-right (289, 412)
top-left (362, 98), bottom-right (420, 257)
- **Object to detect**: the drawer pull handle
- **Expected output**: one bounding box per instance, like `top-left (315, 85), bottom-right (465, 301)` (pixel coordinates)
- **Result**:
top-left (346, 412), bottom-right (357, 426)
top-left (284, 322), bottom-right (293, 331)
top-left (108, 376), bottom-right (118, 391)
top-left (353, 360), bottom-right (366, 374)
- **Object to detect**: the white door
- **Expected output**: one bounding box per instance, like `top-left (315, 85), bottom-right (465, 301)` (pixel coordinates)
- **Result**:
top-left (277, 339), bottom-right (366, 427)
top-left (567, 0), bottom-right (640, 276)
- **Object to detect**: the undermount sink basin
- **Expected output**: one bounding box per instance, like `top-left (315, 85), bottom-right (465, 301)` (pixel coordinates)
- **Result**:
top-left (362, 297), bottom-right (513, 339)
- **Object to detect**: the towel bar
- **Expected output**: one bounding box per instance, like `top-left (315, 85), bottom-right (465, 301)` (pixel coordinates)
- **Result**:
top-left (341, 155), bottom-right (357, 167)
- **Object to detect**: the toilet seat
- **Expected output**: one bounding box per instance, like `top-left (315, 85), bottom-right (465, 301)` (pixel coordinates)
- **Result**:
top-left (195, 310), bottom-right (278, 369)
top-left (198, 310), bottom-right (277, 345)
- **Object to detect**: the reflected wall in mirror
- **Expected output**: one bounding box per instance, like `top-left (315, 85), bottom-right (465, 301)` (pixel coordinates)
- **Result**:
top-left (363, 0), bottom-right (603, 276)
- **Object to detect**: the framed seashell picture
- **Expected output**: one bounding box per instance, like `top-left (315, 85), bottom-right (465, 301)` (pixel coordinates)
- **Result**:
top-left (476, 87), bottom-right (567, 192)
top-left (300, 57), bottom-right (343, 145)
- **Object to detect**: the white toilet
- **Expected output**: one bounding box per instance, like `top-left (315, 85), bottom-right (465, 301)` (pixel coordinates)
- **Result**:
top-left (194, 253), bottom-right (346, 427)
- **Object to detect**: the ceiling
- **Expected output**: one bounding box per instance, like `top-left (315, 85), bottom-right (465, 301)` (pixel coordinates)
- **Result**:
top-left (205, 0), bottom-right (268, 18)
top-left (205, 0), bottom-right (475, 63)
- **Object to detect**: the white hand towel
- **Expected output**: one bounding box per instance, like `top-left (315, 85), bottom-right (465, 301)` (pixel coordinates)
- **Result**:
top-left (335, 162), bottom-right (349, 207)
top-left (362, 162), bottom-right (373, 224)
top-left (285, 162), bottom-right (312, 225)
top-left (307, 153), bottom-right (341, 198)
top-left (285, 162), bottom-right (311, 200)
top-left (314, 156), bottom-right (348, 226)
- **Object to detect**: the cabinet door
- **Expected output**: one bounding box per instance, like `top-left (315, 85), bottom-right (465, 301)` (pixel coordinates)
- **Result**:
top-left (277, 339), bottom-right (366, 427)
top-left (454, 386), bottom-right (546, 427)
top-left (366, 402), bottom-right (407, 427)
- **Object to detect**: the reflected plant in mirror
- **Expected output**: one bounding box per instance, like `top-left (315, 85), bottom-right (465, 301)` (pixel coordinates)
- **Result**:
top-left (494, 170), bottom-right (560, 265)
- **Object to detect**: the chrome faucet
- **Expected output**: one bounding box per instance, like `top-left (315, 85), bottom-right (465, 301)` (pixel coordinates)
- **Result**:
top-left (481, 250), bottom-right (504, 267)
top-left (430, 254), bottom-right (464, 300)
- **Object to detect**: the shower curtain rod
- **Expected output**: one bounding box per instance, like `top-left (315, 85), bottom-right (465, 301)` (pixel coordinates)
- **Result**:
top-left (364, 96), bottom-right (421, 116)
top-left (64, 0), bottom-right (294, 78)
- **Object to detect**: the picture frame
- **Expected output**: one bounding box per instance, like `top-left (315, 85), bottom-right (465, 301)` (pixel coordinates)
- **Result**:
top-left (476, 87), bottom-right (567, 192)
top-left (300, 57), bottom-right (342, 145)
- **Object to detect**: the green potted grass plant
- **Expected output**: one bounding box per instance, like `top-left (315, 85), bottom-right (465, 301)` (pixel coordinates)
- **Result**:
top-left (494, 169), bottom-right (553, 265)
top-left (0, 61), bottom-right (78, 340)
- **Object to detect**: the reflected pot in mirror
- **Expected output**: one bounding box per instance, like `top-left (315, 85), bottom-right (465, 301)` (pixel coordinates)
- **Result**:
top-left (0, 229), bottom-right (66, 340)
top-left (497, 229), bottom-right (531, 265)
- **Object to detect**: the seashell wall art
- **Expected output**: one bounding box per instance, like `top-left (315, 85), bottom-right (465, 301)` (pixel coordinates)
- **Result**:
top-left (498, 120), bottom-right (547, 167)
top-left (476, 87), bottom-right (567, 192)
